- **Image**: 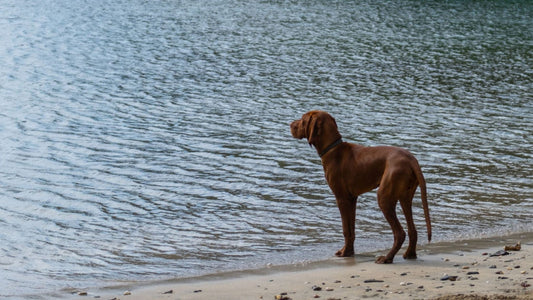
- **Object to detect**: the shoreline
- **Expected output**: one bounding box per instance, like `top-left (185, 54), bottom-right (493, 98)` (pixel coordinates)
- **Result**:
top-left (67, 232), bottom-right (533, 300)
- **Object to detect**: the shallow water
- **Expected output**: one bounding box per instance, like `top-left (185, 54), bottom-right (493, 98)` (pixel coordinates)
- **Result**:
top-left (0, 0), bottom-right (532, 297)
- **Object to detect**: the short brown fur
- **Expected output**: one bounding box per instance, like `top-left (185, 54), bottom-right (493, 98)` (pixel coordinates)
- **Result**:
top-left (291, 110), bottom-right (431, 263)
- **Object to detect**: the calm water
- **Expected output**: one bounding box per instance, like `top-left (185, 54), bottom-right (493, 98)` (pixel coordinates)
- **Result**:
top-left (1, 0), bottom-right (532, 297)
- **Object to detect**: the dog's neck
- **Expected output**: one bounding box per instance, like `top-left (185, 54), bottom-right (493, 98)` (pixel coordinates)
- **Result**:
top-left (319, 137), bottom-right (343, 157)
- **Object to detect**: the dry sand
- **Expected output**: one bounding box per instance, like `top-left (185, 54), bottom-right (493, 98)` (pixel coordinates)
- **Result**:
top-left (71, 234), bottom-right (532, 300)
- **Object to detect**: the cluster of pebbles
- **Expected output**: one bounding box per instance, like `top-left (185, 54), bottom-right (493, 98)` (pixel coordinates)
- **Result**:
top-left (273, 242), bottom-right (530, 300)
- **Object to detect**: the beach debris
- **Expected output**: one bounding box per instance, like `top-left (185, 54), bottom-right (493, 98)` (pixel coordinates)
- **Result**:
top-left (77, 291), bottom-right (88, 296)
top-left (490, 250), bottom-right (509, 257)
top-left (504, 241), bottom-right (521, 251)
top-left (521, 281), bottom-right (531, 288)
top-left (123, 291), bottom-right (131, 296)
top-left (312, 285), bottom-right (322, 291)
top-left (162, 290), bottom-right (173, 294)
top-left (363, 279), bottom-right (384, 283)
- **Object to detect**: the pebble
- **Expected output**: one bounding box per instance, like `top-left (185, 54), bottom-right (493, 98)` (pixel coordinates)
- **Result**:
top-left (363, 279), bottom-right (384, 283)
top-left (312, 285), bottom-right (322, 291)
top-left (490, 250), bottom-right (509, 257)
top-left (466, 271), bottom-right (479, 275)
top-left (162, 290), bottom-right (173, 294)
top-left (77, 291), bottom-right (88, 296)
top-left (325, 287), bottom-right (334, 291)
top-left (489, 265), bottom-right (497, 269)
top-left (123, 290), bottom-right (131, 296)
top-left (440, 275), bottom-right (458, 281)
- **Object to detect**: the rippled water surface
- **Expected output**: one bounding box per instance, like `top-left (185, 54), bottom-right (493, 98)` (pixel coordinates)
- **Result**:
top-left (1, 0), bottom-right (532, 297)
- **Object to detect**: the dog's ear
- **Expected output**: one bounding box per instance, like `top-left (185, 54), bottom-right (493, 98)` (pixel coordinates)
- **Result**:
top-left (306, 115), bottom-right (321, 147)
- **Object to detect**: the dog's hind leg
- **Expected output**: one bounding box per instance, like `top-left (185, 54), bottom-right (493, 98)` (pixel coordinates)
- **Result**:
top-left (375, 191), bottom-right (405, 264)
top-left (400, 185), bottom-right (418, 259)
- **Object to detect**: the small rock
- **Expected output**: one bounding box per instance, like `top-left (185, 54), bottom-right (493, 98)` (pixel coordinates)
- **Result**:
top-left (489, 265), bottom-right (497, 269)
top-left (363, 279), bottom-right (384, 283)
top-left (400, 282), bottom-right (407, 286)
top-left (274, 294), bottom-right (291, 300)
top-left (162, 290), bottom-right (173, 294)
top-left (123, 291), bottom-right (131, 296)
top-left (312, 285), bottom-right (322, 291)
top-left (467, 271), bottom-right (479, 275)
top-left (462, 266), bottom-right (470, 270)
top-left (441, 275), bottom-right (458, 281)
top-left (498, 276), bottom-right (509, 280)
top-left (521, 271), bottom-right (527, 274)
top-left (313, 295), bottom-right (320, 299)
top-left (334, 280), bottom-right (341, 283)
top-left (400, 272), bottom-right (408, 276)
top-left (193, 289), bottom-right (202, 293)
top-left (496, 271), bottom-right (504, 274)
top-left (490, 250), bottom-right (509, 257)
top-left (418, 286), bottom-right (424, 289)
top-left (521, 282), bottom-right (531, 288)
top-left (325, 287), bottom-right (334, 291)
top-left (77, 291), bottom-right (88, 296)
top-left (515, 265), bottom-right (521, 269)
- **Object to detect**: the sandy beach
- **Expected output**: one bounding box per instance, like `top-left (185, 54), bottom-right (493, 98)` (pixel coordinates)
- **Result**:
top-left (68, 233), bottom-right (533, 300)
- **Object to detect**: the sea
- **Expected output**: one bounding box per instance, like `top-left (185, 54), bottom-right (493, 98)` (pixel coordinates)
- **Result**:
top-left (0, 0), bottom-right (531, 298)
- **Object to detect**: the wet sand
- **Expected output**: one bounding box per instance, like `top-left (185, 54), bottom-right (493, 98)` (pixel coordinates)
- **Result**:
top-left (71, 234), bottom-right (532, 300)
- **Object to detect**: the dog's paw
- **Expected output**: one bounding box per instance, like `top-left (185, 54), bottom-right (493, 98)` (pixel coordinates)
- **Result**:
top-left (335, 247), bottom-right (354, 257)
top-left (375, 256), bottom-right (393, 264)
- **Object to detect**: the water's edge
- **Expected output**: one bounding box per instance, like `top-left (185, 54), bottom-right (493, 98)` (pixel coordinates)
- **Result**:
top-left (61, 231), bottom-right (533, 299)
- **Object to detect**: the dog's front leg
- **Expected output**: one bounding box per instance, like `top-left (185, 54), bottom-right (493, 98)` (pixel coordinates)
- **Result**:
top-left (334, 196), bottom-right (357, 257)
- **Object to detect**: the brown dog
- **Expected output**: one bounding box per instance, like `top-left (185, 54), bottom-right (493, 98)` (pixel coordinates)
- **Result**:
top-left (290, 110), bottom-right (431, 264)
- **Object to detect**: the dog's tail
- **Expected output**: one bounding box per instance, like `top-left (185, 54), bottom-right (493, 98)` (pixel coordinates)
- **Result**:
top-left (413, 159), bottom-right (432, 242)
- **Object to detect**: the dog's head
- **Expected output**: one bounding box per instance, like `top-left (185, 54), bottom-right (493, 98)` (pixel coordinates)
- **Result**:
top-left (290, 110), bottom-right (340, 148)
